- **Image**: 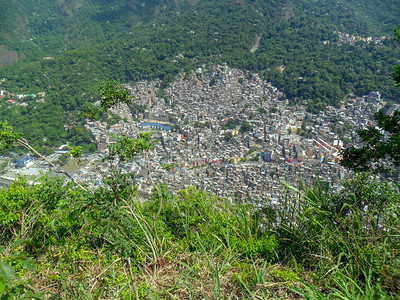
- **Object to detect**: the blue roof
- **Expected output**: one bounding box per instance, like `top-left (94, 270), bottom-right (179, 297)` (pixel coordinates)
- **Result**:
top-left (139, 122), bottom-right (171, 131)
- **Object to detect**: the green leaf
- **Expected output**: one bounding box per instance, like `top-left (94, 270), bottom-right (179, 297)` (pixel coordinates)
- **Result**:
top-left (11, 239), bottom-right (24, 250)
top-left (0, 278), bottom-right (6, 294)
top-left (20, 290), bottom-right (44, 299)
top-left (22, 258), bottom-right (35, 271)
top-left (0, 261), bottom-right (15, 286)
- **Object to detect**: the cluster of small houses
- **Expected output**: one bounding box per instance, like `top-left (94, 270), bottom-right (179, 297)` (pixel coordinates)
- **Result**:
top-left (0, 89), bottom-right (46, 105)
top-left (80, 64), bottom-right (392, 201)
top-left (330, 31), bottom-right (388, 47)
top-left (1, 64), bottom-right (397, 202)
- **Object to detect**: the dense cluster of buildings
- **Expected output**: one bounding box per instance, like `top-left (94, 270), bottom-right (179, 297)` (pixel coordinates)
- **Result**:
top-left (80, 64), bottom-right (388, 201)
top-left (1, 64), bottom-right (395, 203)
top-left (334, 31), bottom-right (388, 47)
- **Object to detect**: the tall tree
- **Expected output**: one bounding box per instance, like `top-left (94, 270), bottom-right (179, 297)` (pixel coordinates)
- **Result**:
top-left (340, 26), bottom-right (400, 179)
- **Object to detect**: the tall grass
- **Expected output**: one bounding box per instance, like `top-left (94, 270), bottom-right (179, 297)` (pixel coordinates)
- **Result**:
top-left (280, 175), bottom-right (400, 298)
top-left (0, 174), bottom-right (399, 298)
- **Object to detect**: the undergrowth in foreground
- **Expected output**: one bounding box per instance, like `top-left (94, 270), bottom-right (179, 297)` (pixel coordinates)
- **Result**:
top-left (0, 172), bottom-right (399, 299)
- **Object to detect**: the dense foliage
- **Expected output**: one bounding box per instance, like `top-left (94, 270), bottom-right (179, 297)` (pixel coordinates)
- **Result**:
top-left (340, 25), bottom-right (400, 180)
top-left (0, 173), bottom-right (399, 298)
top-left (341, 110), bottom-right (400, 178)
top-left (0, 0), bottom-right (400, 146)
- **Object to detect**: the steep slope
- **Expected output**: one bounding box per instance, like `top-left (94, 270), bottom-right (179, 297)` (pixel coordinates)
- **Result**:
top-left (1, 0), bottom-right (399, 66)
top-left (0, 0), bottom-right (176, 65)
top-left (0, 0), bottom-right (399, 148)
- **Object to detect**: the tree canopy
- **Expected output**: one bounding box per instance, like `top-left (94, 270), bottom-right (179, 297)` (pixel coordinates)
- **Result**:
top-left (340, 25), bottom-right (400, 179)
top-left (340, 110), bottom-right (400, 176)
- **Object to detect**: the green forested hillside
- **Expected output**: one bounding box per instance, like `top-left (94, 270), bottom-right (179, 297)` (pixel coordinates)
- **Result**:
top-left (1, 0), bottom-right (398, 65)
top-left (0, 0), bottom-right (399, 147)
top-left (342, 0), bottom-right (400, 35)
top-left (0, 0), bottom-right (168, 64)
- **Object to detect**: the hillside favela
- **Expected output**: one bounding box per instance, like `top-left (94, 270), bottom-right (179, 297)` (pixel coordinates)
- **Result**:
top-left (0, 0), bottom-right (399, 299)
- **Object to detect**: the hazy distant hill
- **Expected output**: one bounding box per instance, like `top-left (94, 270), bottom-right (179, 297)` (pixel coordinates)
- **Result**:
top-left (0, 0), bottom-right (399, 148)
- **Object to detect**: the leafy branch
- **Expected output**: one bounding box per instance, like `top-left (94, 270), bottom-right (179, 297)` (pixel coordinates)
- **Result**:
top-left (0, 122), bottom-right (87, 191)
